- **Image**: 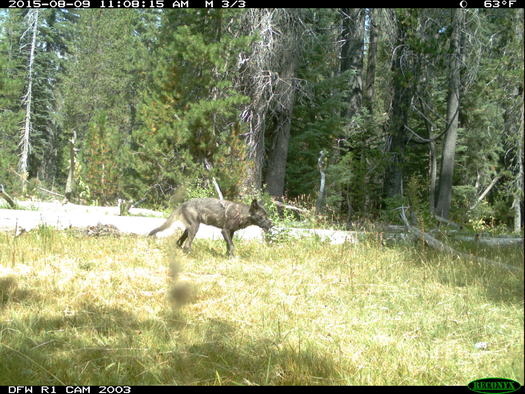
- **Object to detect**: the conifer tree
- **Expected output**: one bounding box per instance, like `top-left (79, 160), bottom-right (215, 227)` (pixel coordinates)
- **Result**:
top-left (134, 10), bottom-right (251, 204)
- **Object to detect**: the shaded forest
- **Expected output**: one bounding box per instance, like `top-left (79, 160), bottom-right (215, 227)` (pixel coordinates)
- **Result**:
top-left (0, 8), bottom-right (523, 232)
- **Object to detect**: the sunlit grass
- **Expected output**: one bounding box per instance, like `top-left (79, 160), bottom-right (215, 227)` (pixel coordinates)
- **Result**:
top-left (0, 227), bottom-right (523, 385)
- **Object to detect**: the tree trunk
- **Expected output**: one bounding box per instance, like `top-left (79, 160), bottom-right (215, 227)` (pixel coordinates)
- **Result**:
top-left (513, 93), bottom-right (524, 233)
top-left (316, 150), bottom-right (327, 213)
top-left (264, 109), bottom-right (294, 197)
top-left (238, 9), bottom-right (302, 196)
top-left (18, 10), bottom-right (39, 194)
top-left (340, 8), bottom-right (365, 119)
top-left (338, 8), bottom-right (365, 219)
top-left (363, 8), bottom-right (377, 114)
top-left (429, 139), bottom-right (437, 214)
top-left (264, 40), bottom-right (298, 197)
top-left (65, 130), bottom-right (77, 202)
top-left (384, 10), bottom-right (415, 200)
top-left (237, 9), bottom-right (277, 191)
top-left (435, 9), bottom-right (465, 219)
top-left (507, 9), bottom-right (524, 233)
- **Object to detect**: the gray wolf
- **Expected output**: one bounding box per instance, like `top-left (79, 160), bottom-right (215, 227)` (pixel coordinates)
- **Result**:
top-left (148, 198), bottom-right (272, 256)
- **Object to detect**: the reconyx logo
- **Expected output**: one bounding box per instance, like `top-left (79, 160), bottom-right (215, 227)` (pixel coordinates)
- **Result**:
top-left (468, 378), bottom-right (522, 394)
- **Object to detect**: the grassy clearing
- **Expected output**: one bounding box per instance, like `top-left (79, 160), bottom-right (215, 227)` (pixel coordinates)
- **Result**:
top-left (0, 227), bottom-right (523, 385)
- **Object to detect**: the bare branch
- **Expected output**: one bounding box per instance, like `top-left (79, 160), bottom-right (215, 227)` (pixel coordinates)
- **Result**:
top-left (470, 174), bottom-right (503, 211)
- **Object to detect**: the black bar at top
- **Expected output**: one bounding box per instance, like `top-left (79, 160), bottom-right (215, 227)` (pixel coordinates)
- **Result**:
top-left (5, 0), bottom-right (525, 8)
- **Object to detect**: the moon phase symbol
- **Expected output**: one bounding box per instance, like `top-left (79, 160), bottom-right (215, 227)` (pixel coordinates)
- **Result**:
top-left (460, 0), bottom-right (468, 7)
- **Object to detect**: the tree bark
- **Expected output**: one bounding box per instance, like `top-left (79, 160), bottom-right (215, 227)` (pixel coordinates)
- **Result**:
top-left (18, 10), bottom-right (39, 194)
top-left (237, 9), bottom-right (279, 191)
top-left (363, 8), bottom-right (377, 115)
top-left (340, 8), bottom-right (365, 119)
top-left (513, 11), bottom-right (524, 233)
top-left (513, 98), bottom-right (524, 233)
top-left (435, 9), bottom-right (465, 219)
top-left (316, 150), bottom-right (327, 213)
top-left (513, 194), bottom-right (522, 233)
top-left (429, 139), bottom-right (437, 214)
top-left (264, 41), bottom-right (298, 197)
top-left (384, 10), bottom-right (415, 200)
top-left (65, 130), bottom-right (77, 202)
top-left (264, 109), bottom-right (293, 197)
top-left (238, 9), bottom-right (301, 197)
top-left (338, 8), bottom-right (365, 219)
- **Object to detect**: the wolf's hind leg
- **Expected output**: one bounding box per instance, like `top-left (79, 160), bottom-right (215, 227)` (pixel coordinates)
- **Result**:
top-left (176, 229), bottom-right (188, 248)
top-left (183, 223), bottom-right (200, 252)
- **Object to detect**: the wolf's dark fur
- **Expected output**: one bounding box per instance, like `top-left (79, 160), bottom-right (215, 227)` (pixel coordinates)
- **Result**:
top-left (148, 198), bottom-right (272, 256)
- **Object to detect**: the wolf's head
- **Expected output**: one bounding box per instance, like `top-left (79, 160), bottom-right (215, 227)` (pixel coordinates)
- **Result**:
top-left (249, 199), bottom-right (273, 231)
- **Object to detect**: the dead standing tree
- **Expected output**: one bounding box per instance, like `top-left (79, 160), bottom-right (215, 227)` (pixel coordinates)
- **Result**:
top-left (236, 9), bottom-right (303, 196)
top-left (316, 150), bottom-right (327, 214)
top-left (18, 9), bottom-right (39, 194)
top-left (64, 130), bottom-right (79, 202)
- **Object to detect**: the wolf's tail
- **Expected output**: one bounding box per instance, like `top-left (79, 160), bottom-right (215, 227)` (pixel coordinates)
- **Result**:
top-left (148, 208), bottom-right (181, 236)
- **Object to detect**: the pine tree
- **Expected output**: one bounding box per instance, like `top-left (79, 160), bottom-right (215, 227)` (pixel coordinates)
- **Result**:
top-left (31, 9), bottom-right (78, 186)
top-left (1, 9), bottom-right (77, 192)
top-left (134, 10), bottom-right (251, 205)
top-left (0, 11), bottom-right (25, 190)
top-left (61, 9), bottom-right (148, 203)
top-left (435, 9), bottom-right (465, 219)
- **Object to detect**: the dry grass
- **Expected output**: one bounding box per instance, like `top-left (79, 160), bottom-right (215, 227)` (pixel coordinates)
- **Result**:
top-left (0, 226), bottom-right (523, 385)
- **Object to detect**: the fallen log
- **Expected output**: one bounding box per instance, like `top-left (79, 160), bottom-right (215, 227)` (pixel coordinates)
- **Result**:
top-left (400, 206), bottom-right (521, 273)
top-left (0, 184), bottom-right (17, 208)
top-left (37, 186), bottom-right (64, 198)
top-left (434, 214), bottom-right (461, 229)
top-left (452, 235), bottom-right (523, 246)
top-left (272, 200), bottom-right (309, 214)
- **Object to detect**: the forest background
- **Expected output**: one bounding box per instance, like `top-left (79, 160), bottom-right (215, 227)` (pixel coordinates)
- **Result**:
top-left (0, 8), bottom-right (523, 233)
